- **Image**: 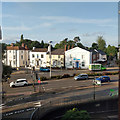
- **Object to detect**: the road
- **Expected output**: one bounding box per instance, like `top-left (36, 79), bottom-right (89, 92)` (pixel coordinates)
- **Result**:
top-left (2, 74), bottom-right (118, 119)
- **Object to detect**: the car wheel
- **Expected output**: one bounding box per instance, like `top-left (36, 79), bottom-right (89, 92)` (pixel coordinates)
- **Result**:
top-left (12, 85), bottom-right (15, 88)
top-left (24, 84), bottom-right (28, 86)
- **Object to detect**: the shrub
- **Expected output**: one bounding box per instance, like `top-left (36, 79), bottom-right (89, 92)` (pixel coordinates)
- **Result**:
top-left (56, 75), bottom-right (62, 79)
top-left (62, 74), bottom-right (70, 78)
top-left (40, 76), bottom-right (47, 81)
top-left (61, 108), bottom-right (90, 120)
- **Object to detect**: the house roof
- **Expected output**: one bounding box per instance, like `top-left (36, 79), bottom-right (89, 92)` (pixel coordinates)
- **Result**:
top-left (97, 50), bottom-right (106, 55)
top-left (51, 49), bottom-right (64, 55)
top-left (32, 48), bottom-right (48, 52)
top-left (6, 46), bottom-right (28, 50)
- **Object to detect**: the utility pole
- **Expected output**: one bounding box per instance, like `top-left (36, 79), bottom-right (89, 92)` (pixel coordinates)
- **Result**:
top-left (48, 41), bottom-right (52, 78)
top-left (118, 3), bottom-right (120, 120)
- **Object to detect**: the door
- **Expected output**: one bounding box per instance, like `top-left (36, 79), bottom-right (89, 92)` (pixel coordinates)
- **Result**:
top-left (76, 61), bottom-right (79, 68)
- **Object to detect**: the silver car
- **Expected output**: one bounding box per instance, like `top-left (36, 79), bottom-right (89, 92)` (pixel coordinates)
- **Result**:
top-left (74, 74), bottom-right (88, 80)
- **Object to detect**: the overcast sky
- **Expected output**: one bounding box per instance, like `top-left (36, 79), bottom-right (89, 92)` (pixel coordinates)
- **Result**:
top-left (2, 2), bottom-right (118, 47)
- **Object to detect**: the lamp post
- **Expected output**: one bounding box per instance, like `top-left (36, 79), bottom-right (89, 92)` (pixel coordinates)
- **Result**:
top-left (48, 41), bottom-right (52, 78)
top-left (118, 4), bottom-right (120, 120)
top-left (93, 61), bottom-right (96, 100)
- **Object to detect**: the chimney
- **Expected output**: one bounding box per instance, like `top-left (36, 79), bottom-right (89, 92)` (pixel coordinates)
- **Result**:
top-left (33, 47), bottom-right (35, 50)
top-left (11, 43), bottom-right (14, 47)
top-left (71, 44), bottom-right (74, 49)
top-left (22, 43), bottom-right (25, 48)
top-left (64, 45), bottom-right (67, 51)
top-left (25, 45), bottom-right (28, 49)
top-left (68, 45), bottom-right (70, 50)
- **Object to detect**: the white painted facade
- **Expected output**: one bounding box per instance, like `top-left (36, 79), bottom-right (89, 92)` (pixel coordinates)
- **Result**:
top-left (3, 50), bottom-right (30, 68)
top-left (30, 51), bottom-right (47, 69)
top-left (65, 47), bottom-right (92, 69)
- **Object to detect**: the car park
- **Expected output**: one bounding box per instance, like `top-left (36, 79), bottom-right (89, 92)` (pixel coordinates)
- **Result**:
top-left (93, 76), bottom-right (110, 85)
top-left (74, 74), bottom-right (88, 80)
top-left (10, 79), bottom-right (28, 88)
top-left (40, 67), bottom-right (50, 72)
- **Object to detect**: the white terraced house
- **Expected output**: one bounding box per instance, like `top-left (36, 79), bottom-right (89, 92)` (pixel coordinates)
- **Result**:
top-left (3, 43), bottom-right (30, 68)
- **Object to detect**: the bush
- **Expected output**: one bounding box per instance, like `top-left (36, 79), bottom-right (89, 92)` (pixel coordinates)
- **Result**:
top-left (61, 108), bottom-right (90, 120)
top-left (40, 76), bottom-right (47, 81)
top-left (62, 74), bottom-right (70, 78)
top-left (56, 75), bottom-right (62, 79)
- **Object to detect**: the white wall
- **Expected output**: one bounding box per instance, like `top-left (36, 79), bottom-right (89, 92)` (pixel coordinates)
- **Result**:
top-left (30, 51), bottom-right (47, 68)
top-left (65, 47), bottom-right (91, 69)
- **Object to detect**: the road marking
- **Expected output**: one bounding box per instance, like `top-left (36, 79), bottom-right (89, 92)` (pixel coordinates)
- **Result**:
top-left (34, 101), bottom-right (42, 107)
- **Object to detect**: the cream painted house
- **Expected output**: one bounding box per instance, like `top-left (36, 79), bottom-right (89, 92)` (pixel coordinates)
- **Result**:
top-left (46, 49), bottom-right (64, 68)
top-left (3, 43), bottom-right (30, 68)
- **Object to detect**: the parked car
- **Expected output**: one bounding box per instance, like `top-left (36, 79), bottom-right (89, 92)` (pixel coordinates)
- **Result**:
top-left (40, 67), bottom-right (50, 72)
top-left (10, 79), bottom-right (28, 88)
top-left (93, 76), bottom-right (110, 85)
top-left (74, 74), bottom-right (88, 80)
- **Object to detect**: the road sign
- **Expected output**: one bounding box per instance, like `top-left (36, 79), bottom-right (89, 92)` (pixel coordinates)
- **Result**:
top-left (38, 80), bottom-right (41, 84)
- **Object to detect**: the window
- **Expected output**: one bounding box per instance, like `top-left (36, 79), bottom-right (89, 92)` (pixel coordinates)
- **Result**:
top-left (13, 61), bottom-right (16, 65)
top-left (37, 54), bottom-right (39, 58)
top-left (21, 50), bottom-right (23, 53)
top-left (82, 55), bottom-right (84, 59)
top-left (58, 55), bottom-right (60, 58)
top-left (32, 60), bottom-right (34, 64)
top-left (41, 54), bottom-right (44, 58)
top-left (23, 61), bottom-right (24, 64)
top-left (70, 61), bottom-right (72, 65)
top-left (82, 62), bottom-right (85, 67)
top-left (58, 61), bottom-right (61, 65)
top-left (21, 55), bottom-right (23, 59)
top-left (13, 55), bottom-right (15, 59)
top-left (32, 54), bottom-right (35, 58)
top-left (9, 50), bottom-right (11, 53)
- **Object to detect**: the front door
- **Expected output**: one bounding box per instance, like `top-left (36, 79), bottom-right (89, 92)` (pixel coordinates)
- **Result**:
top-left (76, 61), bottom-right (79, 68)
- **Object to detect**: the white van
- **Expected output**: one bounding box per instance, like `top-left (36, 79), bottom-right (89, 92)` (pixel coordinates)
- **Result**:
top-left (10, 79), bottom-right (28, 88)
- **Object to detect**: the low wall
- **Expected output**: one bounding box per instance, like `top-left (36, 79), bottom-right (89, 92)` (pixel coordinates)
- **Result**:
top-left (30, 97), bottom-right (118, 120)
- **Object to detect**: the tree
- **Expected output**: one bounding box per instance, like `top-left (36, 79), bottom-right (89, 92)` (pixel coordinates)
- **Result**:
top-left (106, 45), bottom-right (117, 60)
top-left (91, 43), bottom-right (98, 50)
top-left (61, 108), bottom-right (90, 120)
top-left (41, 40), bottom-right (44, 48)
top-left (74, 36), bottom-right (80, 43)
top-left (2, 64), bottom-right (12, 82)
top-left (97, 36), bottom-right (106, 52)
top-left (20, 34), bottom-right (24, 42)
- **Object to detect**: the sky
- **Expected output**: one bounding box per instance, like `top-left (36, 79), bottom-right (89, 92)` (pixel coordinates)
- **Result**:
top-left (2, 2), bottom-right (118, 47)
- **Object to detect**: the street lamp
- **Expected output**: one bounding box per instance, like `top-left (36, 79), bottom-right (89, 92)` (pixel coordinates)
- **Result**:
top-left (48, 41), bottom-right (52, 78)
top-left (118, 4), bottom-right (120, 120)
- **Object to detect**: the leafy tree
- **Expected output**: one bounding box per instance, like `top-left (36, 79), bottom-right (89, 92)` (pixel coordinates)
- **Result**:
top-left (91, 43), bottom-right (98, 50)
top-left (0, 43), bottom-right (7, 59)
top-left (61, 108), bottom-right (90, 120)
top-left (20, 34), bottom-right (24, 42)
top-left (106, 45), bottom-right (117, 60)
top-left (41, 40), bottom-right (44, 48)
top-left (97, 36), bottom-right (106, 52)
top-left (77, 43), bottom-right (85, 49)
top-left (2, 64), bottom-right (12, 81)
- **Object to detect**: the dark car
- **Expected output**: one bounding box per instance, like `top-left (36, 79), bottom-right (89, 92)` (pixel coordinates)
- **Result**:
top-left (94, 76), bottom-right (110, 85)
top-left (40, 67), bottom-right (50, 72)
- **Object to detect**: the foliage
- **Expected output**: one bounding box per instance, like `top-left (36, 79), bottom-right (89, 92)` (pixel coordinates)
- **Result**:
top-left (2, 64), bottom-right (12, 79)
top-left (97, 36), bottom-right (106, 52)
top-left (91, 42), bottom-right (98, 50)
top-left (0, 43), bottom-right (7, 59)
top-left (54, 36), bottom-right (84, 49)
top-left (14, 34), bottom-right (49, 50)
top-left (61, 108), bottom-right (90, 120)
top-left (106, 45), bottom-right (117, 60)
top-left (62, 74), bottom-right (70, 78)
top-left (40, 76), bottom-right (47, 81)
